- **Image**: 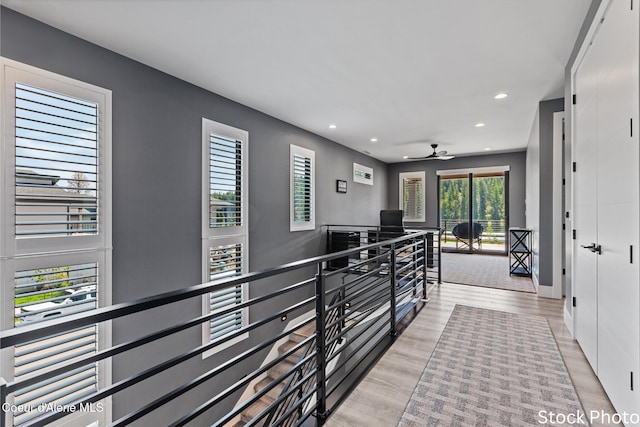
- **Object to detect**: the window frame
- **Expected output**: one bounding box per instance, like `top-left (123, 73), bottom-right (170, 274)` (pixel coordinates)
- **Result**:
top-left (201, 118), bottom-right (249, 358)
top-left (0, 58), bottom-right (112, 426)
top-left (399, 171), bottom-right (426, 222)
top-left (289, 144), bottom-right (315, 232)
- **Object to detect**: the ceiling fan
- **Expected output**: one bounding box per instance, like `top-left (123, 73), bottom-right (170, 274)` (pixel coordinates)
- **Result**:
top-left (406, 144), bottom-right (455, 160)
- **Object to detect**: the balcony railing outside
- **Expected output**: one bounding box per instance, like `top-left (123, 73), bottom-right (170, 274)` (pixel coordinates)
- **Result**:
top-left (440, 218), bottom-right (507, 252)
top-left (0, 228), bottom-right (441, 427)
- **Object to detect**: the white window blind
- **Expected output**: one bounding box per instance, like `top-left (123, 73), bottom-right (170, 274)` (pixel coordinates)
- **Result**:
top-left (13, 263), bottom-right (98, 426)
top-left (399, 171), bottom-right (425, 222)
top-left (15, 83), bottom-right (99, 237)
top-left (1, 59), bottom-right (112, 427)
top-left (290, 145), bottom-right (315, 231)
top-left (209, 134), bottom-right (242, 228)
top-left (208, 243), bottom-right (245, 340)
top-left (201, 119), bottom-right (248, 356)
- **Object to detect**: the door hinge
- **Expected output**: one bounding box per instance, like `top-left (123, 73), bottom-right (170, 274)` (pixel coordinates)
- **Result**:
top-left (631, 245), bottom-right (634, 264)
top-left (631, 372), bottom-right (634, 391)
top-left (572, 297), bottom-right (576, 307)
top-left (572, 94), bottom-right (577, 105)
top-left (573, 230), bottom-right (577, 240)
top-left (562, 223), bottom-right (566, 231)
top-left (562, 178), bottom-right (566, 185)
top-left (566, 211), bottom-right (570, 218)
top-left (631, 118), bottom-right (634, 137)
top-left (572, 162), bottom-right (577, 172)
top-left (562, 268), bottom-right (566, 275)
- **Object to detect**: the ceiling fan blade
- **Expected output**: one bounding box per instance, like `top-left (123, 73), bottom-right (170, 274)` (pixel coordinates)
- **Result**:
top-left (436, 155), bottom-right (455, 160)
top-left (406, 155), bottom-right (439, 160)
top-left (436, 150), bottom-right (447, 156)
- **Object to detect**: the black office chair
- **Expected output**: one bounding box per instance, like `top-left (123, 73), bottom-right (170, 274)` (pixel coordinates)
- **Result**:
top-left (379, 209), bottom-right (405, 239)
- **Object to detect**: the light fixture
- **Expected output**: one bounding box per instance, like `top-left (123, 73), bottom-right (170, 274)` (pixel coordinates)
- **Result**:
top-left (484, 147), bottom-right (492, 151)
top-left (329, 124), bottom-right (337, 129)
top-left (475, 123), bottom-right (485, 127)
top-left (281, 314), bottom-right (287, 321)
top-left (370, 138), bottom-right (378, 142)
top-left (494, 93), bottom-right (509, 99)
top-left (403, 155), bottom-right (409, 159)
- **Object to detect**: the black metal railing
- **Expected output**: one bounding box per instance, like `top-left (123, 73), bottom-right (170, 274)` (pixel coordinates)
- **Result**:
top-left (0, 228), bottom-right (441, 427)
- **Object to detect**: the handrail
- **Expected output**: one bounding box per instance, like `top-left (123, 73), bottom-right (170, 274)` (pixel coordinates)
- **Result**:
top-left (0, 228), bottom-right (441, 427)
top-left (262, 290), bottom-right (344, 427)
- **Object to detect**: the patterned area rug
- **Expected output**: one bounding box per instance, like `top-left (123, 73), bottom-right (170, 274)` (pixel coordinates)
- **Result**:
top-left (398, 305), bottom-right (586, 427)
top-left (441, 253), bottom-right (535, 293)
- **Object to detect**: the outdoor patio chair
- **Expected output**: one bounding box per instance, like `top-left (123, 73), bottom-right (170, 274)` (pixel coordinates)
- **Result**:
top-left (452, 222), bottom-right (484, 249)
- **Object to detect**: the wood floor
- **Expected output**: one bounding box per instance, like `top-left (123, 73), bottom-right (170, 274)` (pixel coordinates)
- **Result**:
top-left (325, 282), bottom-right (620, 427)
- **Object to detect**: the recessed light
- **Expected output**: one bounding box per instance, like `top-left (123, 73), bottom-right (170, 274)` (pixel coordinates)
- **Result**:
top-left (329, 124), bottom-right (337, 129)
top-left (484, 147), bottom-right (492, 151)
top-left (370, 138), bottom-right (378, 142)
top-left (475, 123), bottom-right (486, 127)
top-left (494, 93), bottom-right (509, 99)
top-left (403, 155), bottom-right (409, 159)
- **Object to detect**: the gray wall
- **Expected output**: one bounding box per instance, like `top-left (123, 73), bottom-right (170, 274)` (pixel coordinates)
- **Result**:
top-left (387, 151), bottom-right (527, 229)
top-left (1, 7), bottom-right (388, 424)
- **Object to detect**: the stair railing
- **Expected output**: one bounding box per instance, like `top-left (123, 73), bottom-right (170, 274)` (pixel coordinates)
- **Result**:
top-left (0, 228), bottom-right (441, 427)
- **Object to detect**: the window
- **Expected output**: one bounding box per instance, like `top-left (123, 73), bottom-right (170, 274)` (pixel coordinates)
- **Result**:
top-left (14, 83), bottom-right (99, 237)
top-left (1, 59), bottom-right (111, 427)
top-left (207, 242), bottom-right (246, 341)
top-left (290, 145), bottom-right (315, 231)
top-left (13, 261), bottom-right (99, 427)
top-left (202, 119), bottom-right (248, 357)
top-left (399, 171), bottom-right (425, 222)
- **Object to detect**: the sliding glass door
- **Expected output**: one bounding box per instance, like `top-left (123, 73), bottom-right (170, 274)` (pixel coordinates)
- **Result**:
top-left (439, 171), bottom-right (508, 254)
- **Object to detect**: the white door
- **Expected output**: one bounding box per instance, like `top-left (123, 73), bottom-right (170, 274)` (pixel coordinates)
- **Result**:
top-left (595, 0), bottom-right (639, 414)
top-left (573, 0), bottom-right (640, 419)
top-left (573, 37), bottom-right (600, 372)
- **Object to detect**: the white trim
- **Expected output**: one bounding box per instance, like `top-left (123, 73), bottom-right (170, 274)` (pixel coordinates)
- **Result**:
top-left (549, 112), bottom-right (564, 300)
top-left (531, 271), bottom-right (539, 293)
top-left (436, 165), bottom-right (510, 176)
top-left (569, 0), bottom-right (613, 77)
top-left (398, 171), bottom-right (425, 222)
top-left (564, 304), bottom-right (574, 337)
top-left (290, 145), bottom-right (315, 232)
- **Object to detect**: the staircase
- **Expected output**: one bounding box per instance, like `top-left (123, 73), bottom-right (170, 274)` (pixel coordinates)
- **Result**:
top-left (232, 322), bottom-right (316, 427)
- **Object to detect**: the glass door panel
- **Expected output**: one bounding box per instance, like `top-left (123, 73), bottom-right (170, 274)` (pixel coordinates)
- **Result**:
top-left (439, 175), bottom-right (470, 252)
top-left (472, 173), bottom-right (506, 253)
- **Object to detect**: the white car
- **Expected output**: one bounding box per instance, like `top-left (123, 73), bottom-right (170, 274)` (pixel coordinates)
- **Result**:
top-left (17, 286), bottom-right (96, 324)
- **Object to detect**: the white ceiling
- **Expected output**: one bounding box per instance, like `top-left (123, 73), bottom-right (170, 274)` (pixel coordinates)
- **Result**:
top-left (1, 0), bottom-right (591, 163)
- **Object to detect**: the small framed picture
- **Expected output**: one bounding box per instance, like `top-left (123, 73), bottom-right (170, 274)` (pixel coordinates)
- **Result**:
top-left (336, 179), bottom-right (348, 193)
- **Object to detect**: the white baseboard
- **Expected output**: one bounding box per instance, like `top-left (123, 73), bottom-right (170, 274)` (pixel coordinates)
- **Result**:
top-left (536, 277), bottom-right (563, 299)
top-left (564, 304), bottom-right (574, 337)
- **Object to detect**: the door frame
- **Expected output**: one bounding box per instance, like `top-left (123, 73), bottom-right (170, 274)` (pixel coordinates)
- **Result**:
top-left (437, 165), bottom-right (510, 255)
top-left (538, 112), bottom-right (565, 299)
